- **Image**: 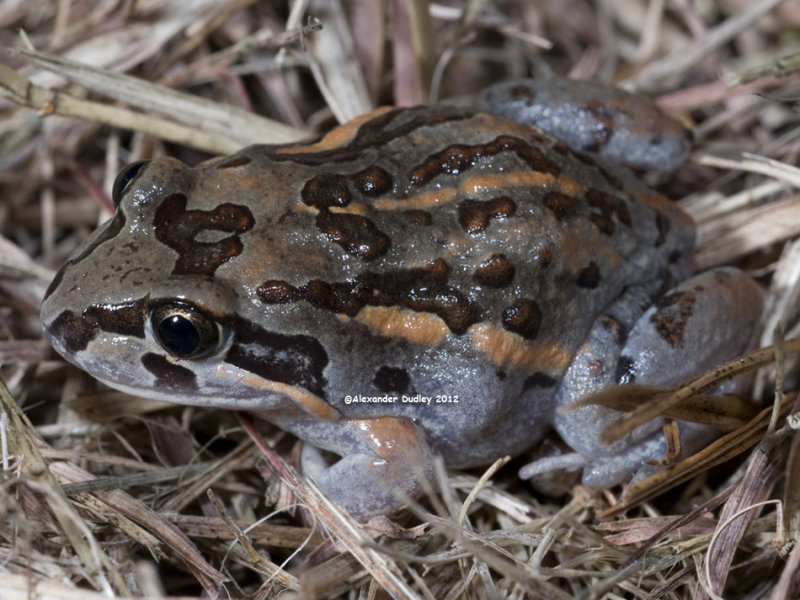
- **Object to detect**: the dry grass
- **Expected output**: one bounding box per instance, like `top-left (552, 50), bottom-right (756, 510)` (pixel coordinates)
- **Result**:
top-left (1, 1), bottom-right (800, 598)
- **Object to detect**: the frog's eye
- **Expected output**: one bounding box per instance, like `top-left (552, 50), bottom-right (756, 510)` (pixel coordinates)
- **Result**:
top-left (112, 161), bottom-right (150, 207)
top-left (151, 303), bottom-right (221, 359)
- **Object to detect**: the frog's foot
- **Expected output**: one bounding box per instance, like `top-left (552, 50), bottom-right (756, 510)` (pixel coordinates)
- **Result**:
top-left (296, 416), bottom-right (437, 521)
top-left (580, 422), bottom-right (719, 487)
top-left (551, 267), bottom-right (762, 487)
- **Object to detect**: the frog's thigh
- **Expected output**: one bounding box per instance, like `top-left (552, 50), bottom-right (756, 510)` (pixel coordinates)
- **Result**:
top-left (619, 267), bottom-right (762, 388)
top-left (556, 267), bottom-right (762, 487)
top-left (293, 415), bottom-right (436, 521)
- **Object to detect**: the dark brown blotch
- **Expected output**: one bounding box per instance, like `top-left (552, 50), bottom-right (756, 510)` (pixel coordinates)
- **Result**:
top-left (474, 254), bottom-right (515, 288)
top-left (586, 188), bottom-right (632, 227)
top-left (650, 290), bottom-right (696, 347)
top-left (45, 310), bottom-right (98, 355)
top-left (499, 135), bottom-right (560, 175)
top-left (502, 299), bottom-right (542, 340)
top-left (141, 353), bottom-right (198, 392)
top-left (600, 314), bottom-right (627, 346)
top-left (551, 141), bottom-right (572, 158)
top-left (315, 211), bottom-right (391, 260)
top-left (409, 135), bottom-right (559, 187)
top-left (347, 107), bottom-right (467, 152)
top-left (420, 290), bottom-right (479, 335)
top-left (225, 316), bottom-right (329, 396)
top-left (590, 213), bottom-right (616, 236)
top-left (373, 366), bottom-right (411, 394)
top-left (543, 191), bottom-right (578, 221)
top-left (409, 143), bottom-right (476, 186)
top-left (576, 261), bottom-right (601, 289)
top-left (301, 173), bottom-right (352, 209)
top-left (254, 259), bottom-right (480, 336)
top-left (359, 258), bottom-right (450, 294)
top-left (585, 188), bottom-right (632, 236)
top-left (154, 193), bottom-right (255, 276)
top-left (458, 196), bottom-right (516, 234)
top-left (258, 279), bottom-right (364, 316)
top-left (82, 297), bottom-right (148, 339)
top-left (354, 165), bottom-right (394, 196)
top-left (257, 280), bottom-right (300, 304)
top-left (302, 280), bottom-right (367, 316)
top-left (360, 259), bottom-right (480, 335)
top-left (364, 259), bottom-right (479, 334)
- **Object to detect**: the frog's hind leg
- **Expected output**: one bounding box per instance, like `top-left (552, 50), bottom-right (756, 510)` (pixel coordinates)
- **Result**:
top-left (545, 267), bottom-right (762, 487)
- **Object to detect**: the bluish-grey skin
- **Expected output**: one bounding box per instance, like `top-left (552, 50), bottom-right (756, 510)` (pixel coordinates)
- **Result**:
top-left (477, 78), bottom-right (693, 172)
top-left (40, 79), bottom-right (761, 520)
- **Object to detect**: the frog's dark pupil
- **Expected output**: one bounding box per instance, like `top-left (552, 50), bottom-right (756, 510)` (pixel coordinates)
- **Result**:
top-left (157, 315), bottom-right (200, 357)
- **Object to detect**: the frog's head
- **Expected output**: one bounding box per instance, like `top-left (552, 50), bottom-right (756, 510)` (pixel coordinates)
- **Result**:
top-left (41, 158), bottom-right (330, 411)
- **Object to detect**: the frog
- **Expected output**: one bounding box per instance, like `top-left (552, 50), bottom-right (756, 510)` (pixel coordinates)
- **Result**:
top-left (40, 78), bottom-right (762, 521)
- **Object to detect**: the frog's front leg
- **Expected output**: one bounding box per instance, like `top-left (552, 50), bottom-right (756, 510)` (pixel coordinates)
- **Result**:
top-left (550, 267), bottom-right (762, 487)
top-left (265, 411), bottom-right (436, 521)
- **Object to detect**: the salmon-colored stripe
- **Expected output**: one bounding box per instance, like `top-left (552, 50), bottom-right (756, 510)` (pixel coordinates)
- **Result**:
top-left (350, 306), bottom-right (450, 346)
top-left (469, 322), bottom-right (571, 375)
top-left (277, 107), bottom-right (395, 154)
top-left (216, 365), bottom-right (339, 421)
top-left (373, 171), bottom-right (585, 211)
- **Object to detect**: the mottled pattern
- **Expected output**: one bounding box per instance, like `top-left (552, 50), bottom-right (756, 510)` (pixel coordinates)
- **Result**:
top-left (256, 258), bottom-right (480, 334)
top-left (458, 197), bottom-right (516, 233)
top-left (473, 254), bottom-right (515, 288)
top-left (373, 365), bottom-right (411, 393)
top-left (154, 193), bottom-right (255, 276)
top-left (501, 299), bottom-right (543, 340)
top-left (409, 135), bottom-right (560, 186)
top-left (40, 79), bottom-right (762, 520)
top-left (651, 290), bottom-right (696, 347)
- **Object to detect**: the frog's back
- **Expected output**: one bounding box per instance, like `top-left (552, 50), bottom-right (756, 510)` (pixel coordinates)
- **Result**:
top-left (203, 105), bottom-right (695, 464)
